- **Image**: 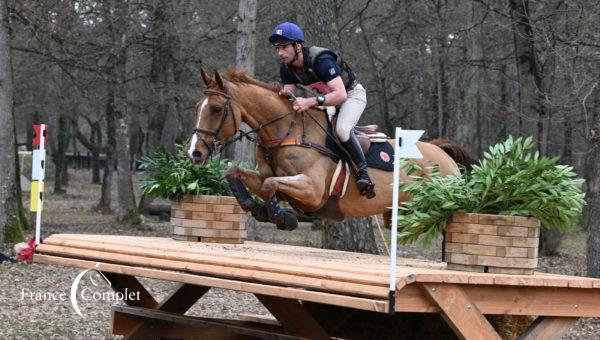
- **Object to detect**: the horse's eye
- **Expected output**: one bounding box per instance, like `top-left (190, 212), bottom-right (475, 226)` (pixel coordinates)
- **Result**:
top-left (210, 106), bottom-right (222, 115)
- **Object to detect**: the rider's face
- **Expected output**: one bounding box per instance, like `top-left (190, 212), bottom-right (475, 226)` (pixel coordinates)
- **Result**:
top-left (275, 43), bottom-right (296, 64)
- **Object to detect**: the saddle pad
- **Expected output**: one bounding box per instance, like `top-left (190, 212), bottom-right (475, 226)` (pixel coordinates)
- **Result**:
top-left (324, 120), bottom-right (395, 172)
top-left (364, 142), bottom-right (394, 172)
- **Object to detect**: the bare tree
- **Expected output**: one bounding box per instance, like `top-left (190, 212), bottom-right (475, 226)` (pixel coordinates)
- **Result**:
top-left (0, 0), bottom-right (28, 242)
top-left (509, 0), bottom-right (545, 146)
top-left (111, 0), bottom-right (139, 224)
top-left (296, 0), bottom-right (378, 254)
top-left (223, 0), bottom-right (257, 168)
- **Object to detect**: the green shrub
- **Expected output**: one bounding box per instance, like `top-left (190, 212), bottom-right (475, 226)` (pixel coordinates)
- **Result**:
top-left (397, 136), bottom-right (586, 245)
top-left (138, 145), bottom-right (232, 201)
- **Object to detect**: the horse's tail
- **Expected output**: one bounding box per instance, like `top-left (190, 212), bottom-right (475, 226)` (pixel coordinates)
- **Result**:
top-left (429, 138), bottom-right (477, 172)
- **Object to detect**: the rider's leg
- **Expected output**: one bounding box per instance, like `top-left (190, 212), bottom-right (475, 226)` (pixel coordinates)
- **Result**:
top-left (336, 84), bottom-right (375, 198)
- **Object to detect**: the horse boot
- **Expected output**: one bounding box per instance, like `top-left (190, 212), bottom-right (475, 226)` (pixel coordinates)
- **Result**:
top-left (342, 132), bottom-right (376, 199)
top-left (228, 179), bottom-right (269, 222)
top-left (267, 196), bottom-right (298, 231)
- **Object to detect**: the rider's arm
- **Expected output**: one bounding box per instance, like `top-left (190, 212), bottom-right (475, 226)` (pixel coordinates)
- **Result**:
top-left (321, 76), bottom-right (347, 106)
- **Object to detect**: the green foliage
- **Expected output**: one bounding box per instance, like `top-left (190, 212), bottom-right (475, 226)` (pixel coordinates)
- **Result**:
top-left (398, 136), bottom-right (586, 245)
top-left (138, 145), bottom-right (232, 201)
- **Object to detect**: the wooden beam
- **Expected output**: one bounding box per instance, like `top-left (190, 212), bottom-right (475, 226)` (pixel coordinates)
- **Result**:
top-left (421, 283), bottom-right (501, 340)
top-left (124, 283), bottom-right (210, 339)
top-left (112, 305), bottom-right (306, 339)
top-left (518, 316), bottom-right (579, 340)
top-left (395, 283), bottom-right (600, 317)
top-left (103, 272), bottom-right (158, 309)
top-left (256, 294), bottom-right (331, 340)
top-left (35, 255), bottom-right (387, 313)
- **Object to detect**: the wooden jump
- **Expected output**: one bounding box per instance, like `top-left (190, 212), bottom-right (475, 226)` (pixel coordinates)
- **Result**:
top-left (35, 233), bottom-right (600, 339)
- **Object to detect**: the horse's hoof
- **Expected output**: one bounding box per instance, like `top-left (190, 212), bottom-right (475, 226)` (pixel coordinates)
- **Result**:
top-left (273, 211), bottom-right (298, 231)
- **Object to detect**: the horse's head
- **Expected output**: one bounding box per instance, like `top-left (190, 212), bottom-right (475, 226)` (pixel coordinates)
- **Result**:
top-left (187, 68), bottom-right (242, 164)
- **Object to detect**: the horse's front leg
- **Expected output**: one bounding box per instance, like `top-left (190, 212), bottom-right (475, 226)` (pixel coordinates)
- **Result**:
top-left (261, 173), bottom-right (325, 230)
top-left (225, 166), bottom-right (269, 222)
top-left (226, 166), bottom-right (300, 230)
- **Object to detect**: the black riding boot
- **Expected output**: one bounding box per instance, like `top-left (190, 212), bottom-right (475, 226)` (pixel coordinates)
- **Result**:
top-left (342, 132), bottom-right (376, 199)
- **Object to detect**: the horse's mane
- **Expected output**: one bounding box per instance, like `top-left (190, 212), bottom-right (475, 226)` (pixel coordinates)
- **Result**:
top-left (225, 69), bottom-right (280, 93)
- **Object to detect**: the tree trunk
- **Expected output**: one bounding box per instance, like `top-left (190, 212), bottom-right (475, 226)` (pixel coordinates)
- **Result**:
top-left (223, 0), bottom-right (257, 168)
top-left (0, 0), bottom-right (27, 242)
top-left (295, 0), bottom-right (378, 254)
top-left (92, 120), bottom-right (102, 184)
top-left (112, 0), bottom-right (139, 224)
top-left (509, 0), bottom-right (545, 143)
top-left (158, 60), bottom-right (182, 154)
top-left (587, 133), bottom-right (600, 277)
top-left (97, 87), bottom-right (116, 213)
top-left (53, 113), bottom-right (67, 193)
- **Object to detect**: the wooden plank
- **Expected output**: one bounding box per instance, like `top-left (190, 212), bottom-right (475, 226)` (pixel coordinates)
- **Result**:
top-left (46, 233), bottom-right (447, 272)
top-left (394, 283), bottom-right (600, 317)
top-left (189, 227), bottom-right (247, 238)
top-left (102, 272), bottom-right (158, 309)
top-left (238, 314), bottom-right (280, 326)
top-left (478, 234), bottom-right (539, 248)
top-left (201, 237), bottom-right (245, 244)
top-left (110, 310), bottom-right (141, 335)
top-left (171, 218), bottom-right (246, 230)
top-left (36, 244), bottom-right (388, 298)
top-left (41, 234), bottom-right (400, 277)
top-left (421, 282), bottom-right (501, 340)
top-left (497, 226), bottom-right (530, 237)
top-left (34, 255), bottom-right (388, 313)
top-left (38, 234), bottom-right (600, 289)
top-left (125, 283), bottom-right (210, 338)
top-left (446, 263), bottom-right (485, 273)
top-left (518, 316), bottom-right (579, 340)
top-left (445, 242), bottom-right (497, 256)
top-left (37, 238), bottom-right (390, 287)
top-left (256, 294), bottom-right (330, 340)
top-left (112, 312), bottom-right (256, 339)
top-left (113, 305), bottom-right (304, 340)
top-left (172, 234), bottom-right (199, 242)
top-left (37, 239), bottom-right (388, 288)
top-left (477, 214), bottom-right (515, 225)
top-left (446, 223), bottom-right (498, 235)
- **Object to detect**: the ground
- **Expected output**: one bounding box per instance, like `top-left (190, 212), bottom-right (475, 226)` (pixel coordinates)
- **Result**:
top-left (0, 169), bottom-right (598, 339)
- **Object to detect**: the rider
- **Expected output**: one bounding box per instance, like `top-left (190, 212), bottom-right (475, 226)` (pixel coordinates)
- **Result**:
top-left (269, 22), bottom-right (375, 199)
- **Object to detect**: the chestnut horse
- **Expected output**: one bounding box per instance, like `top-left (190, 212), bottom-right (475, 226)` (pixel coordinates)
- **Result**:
top-left (188, 69), bottom-right (472, 230)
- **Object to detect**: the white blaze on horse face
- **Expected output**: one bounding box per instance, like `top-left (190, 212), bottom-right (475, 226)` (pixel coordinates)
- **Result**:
top-left (188, 99), bottom-right (208, 158)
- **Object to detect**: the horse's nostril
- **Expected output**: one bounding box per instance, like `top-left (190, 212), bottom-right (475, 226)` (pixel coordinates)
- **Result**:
top-left (192, 151), bottom-right (202, 159)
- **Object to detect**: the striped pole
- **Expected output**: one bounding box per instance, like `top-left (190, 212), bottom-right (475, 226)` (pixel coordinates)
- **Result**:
top-left (389, 128), bottom-right (424, 314)
top-left (31, 124), bottom-right (48, 245)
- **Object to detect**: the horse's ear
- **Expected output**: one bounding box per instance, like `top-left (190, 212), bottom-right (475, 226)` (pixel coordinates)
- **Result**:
top-left (213, 69), bottom-right (225, 90)
top-left (200, 68), bottom-right (212, 87)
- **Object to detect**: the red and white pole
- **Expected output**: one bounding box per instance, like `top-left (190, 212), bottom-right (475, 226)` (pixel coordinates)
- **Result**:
top-left (31, 124), bottom-right (48, 245)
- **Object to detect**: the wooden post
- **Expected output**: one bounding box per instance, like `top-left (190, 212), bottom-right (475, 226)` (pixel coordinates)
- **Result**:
top-left (256, 294), bottom-right (330, 340)
top-left (421, 282), bottom-right (501, 340)
top-left (518, 316), bottom-right (579, 340)
top-left (123, 283), bottom-right (210, 339)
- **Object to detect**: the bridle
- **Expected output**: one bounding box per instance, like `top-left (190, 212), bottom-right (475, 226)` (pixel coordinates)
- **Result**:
top-left (192, 86), bottom-right (293, 157)
top-left (192, 85), bottom-right (345, 162)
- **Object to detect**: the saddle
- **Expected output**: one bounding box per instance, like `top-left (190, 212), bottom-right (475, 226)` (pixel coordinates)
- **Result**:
top-left (326, 116), bottom-right (391, 198)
